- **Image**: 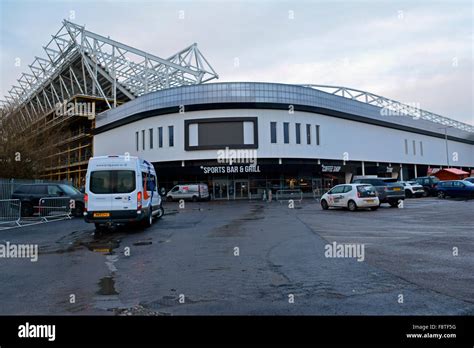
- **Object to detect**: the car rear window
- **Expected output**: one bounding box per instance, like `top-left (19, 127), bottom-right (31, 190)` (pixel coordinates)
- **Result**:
top-left (357, 185), bottom-right (376, 197)
top-left (90, 170), bottom-right (136, 194)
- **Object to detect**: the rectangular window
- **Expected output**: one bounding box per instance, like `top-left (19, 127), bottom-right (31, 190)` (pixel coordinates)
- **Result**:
top-left (270, 122), bottom-right (277, 143)
top-left (136, 131), bottom-right (139, 151)
top-left (90, 170), bottom-right (136, 194)
top-left (412, 140), bottom-right (416, 155)
top-left (168, 125), bottom-right (174, 147)
top-left (404, 139), bottom-right (408, 154)
top-left (420, 141), bottom-right (423, 156)
top-left (306, 124), bottom-right (311, 144)
top-left (158, 127), bottom-right (163, 148)
top-left (149, 128), bottom-right (153, 149)
top-left (315, 125), bottom-right (320, 145)
top-left (295, 123), bottom-right (301, 144)
top-left (283, 122), bottom-right (289, 144)
top-left (141, 130), bottom-right (145, 150)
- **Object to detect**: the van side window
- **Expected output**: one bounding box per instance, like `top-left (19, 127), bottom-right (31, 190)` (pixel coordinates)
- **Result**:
top-left (142, 173), bottom-right (157, 191)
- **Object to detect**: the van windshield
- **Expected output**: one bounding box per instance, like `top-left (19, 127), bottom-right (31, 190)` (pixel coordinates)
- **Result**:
top-left (90, 170), bottom-right (136, 194)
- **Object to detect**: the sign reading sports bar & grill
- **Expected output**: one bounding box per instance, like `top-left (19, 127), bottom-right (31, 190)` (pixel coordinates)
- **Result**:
top-left (200, 165), bottom-right (261, 174)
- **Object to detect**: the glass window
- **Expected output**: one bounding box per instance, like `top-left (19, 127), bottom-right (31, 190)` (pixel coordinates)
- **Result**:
top-left (31, 185), bottom-right (47, 195)
top-left (316, 125), bottom-right (320, 145)
top-left (295, 123), bottom-right (301, 144)
top-left (149, 128), bottom-right (154, 149)
top-left (48, 185), bottom-right (63, 195)
top-left (404, 139), bottom-right (408, 154)
top-left (158, 127), bottom-right (163, 148)
top-left (343, 185), bottom-right (352, 193)
top-left (136, 131), bottom-right (139, 151)
top-left (169, 126), bottom-right (174, 147)
top-left (283, 122), bottom-right (289, 144)
top-left (60, 184), bottom-right (81, 195)
top-left (330, 185), bottom-right (344, 194)
top-left (306, 124), bottom-right (311, 144)
top-left (413, 140), bottom-right (416, 155)
top-left (270, 122), bottom-right (277, 143)
top-left (90, 170), bottom-right (136, 194)
top-left (420, 141), bottom-right (423, 156)
top-left (142, 130), bottom-right (145, 150)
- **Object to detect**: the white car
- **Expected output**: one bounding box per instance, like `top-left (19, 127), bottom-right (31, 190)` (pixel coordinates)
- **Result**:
top-left (400, 181), bottom-right (425, 198)
top-left (320, 184), bottom-right (380, 211)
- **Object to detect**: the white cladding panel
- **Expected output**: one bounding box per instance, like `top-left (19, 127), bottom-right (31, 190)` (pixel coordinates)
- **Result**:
top-left (94, 109), bottom-right (474, 167)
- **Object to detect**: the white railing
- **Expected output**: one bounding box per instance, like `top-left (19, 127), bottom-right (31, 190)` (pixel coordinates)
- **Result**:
top-left (0, 199), bottom-right (21, 228)
top-left (275, 189), bottom-right (303, 203)
top-left (36, 197), bottom-right (73, 222)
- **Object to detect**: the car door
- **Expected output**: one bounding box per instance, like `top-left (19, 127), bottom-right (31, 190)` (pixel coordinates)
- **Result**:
top-left (329, 186), bottom-right (345, 207)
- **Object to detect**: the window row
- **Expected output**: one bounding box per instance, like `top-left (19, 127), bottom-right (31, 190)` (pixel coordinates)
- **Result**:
top-left (270, 122), bottom-right (320, 145)
top-left (404, 139), bottom-right (424, 156)
top-left (136, 126), bottom-right (174, 151)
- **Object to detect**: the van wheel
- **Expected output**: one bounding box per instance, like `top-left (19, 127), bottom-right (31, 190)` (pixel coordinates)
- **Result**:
top-left (348, 200), bottom-right (357, 211)
top-left (192, 196), bottom-right (198, 202)
top-left (156, 206), bottom-right (164, 219)
top-left (321, 199), bottom-right (329, 210)
top-left (142, 207), bottom-right (153, 227)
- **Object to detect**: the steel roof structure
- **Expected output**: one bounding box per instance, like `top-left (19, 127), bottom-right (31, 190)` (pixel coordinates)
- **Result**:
top-left (0, 20), bottom-right (219, 132)
top-left (301, 85), bottom-right (473, 133)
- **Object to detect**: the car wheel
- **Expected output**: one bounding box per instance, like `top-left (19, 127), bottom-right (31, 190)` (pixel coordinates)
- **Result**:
top-left (438, 191), bottom-right (446, 199)
top-left (405, 190), bottom-right (412, 198)
top-left (192, 196), bottom-right (198, 202)
top-left (389, 201), bottom-right (399, 208)
top-left (321, 199), bottom-right (329, 210)
top-left (74, 202), bottom-right (84, 217)
top-left (21, 202), bottom-right (34, 217)
top-left (370, 206), bottom-right (379, 211)
top-left (348, 200), bottom-right (357, 211)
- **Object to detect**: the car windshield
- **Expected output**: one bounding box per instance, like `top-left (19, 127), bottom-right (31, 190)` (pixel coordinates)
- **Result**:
top-left (60, 184), bottom-right (81, 195)
top-left (90, 170), bottom-right (136, 194)
top-left (462, 180), bottom-right (474, 186)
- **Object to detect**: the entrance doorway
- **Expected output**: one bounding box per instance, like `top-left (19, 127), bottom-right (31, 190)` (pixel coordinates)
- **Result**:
top-left (234, 180), bottom-right (249, 199)
top-left (213, 180), bottom-right (229, 200)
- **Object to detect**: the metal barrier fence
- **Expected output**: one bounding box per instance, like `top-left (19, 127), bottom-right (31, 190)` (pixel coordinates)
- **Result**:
top-left (36, 197), bottom-right (73, 222)
top-left (313, 188), bottom-right (326, 201)
top-left (0, 199), bottom-right (21, 228)
top-left (275, 189), bottom-right (303, 202)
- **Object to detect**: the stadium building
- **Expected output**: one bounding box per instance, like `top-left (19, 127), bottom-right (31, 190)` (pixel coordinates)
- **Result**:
top-left (94, 82), bottom-right (474, 199)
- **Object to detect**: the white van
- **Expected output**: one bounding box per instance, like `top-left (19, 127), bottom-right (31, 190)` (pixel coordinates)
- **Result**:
top-left (166, 183), bottom-right (209, 202)
top-left (84, 155), bottom-right (164, 230)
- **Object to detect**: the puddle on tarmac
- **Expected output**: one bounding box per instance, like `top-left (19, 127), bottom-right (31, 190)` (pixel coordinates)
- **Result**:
top-left (83, 238), bottom-right (121, 253)
top-left (97, 276), bottom-right (119, 295)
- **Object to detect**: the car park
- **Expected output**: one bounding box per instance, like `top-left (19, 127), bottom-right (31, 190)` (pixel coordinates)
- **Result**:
top-left (11, 183), bottom-right (84, 217)
top-left (436, 180), bottom-right (474, 199)
top-left (413, 176), bottom-right (440, 197)
top-left (399, 181), bottom-right (425, 198)
top-left (351, 177), bottom-right (404, 207)
top-left (166, 183), bottom-right (210, 202)
top-left (84, 155), bottom-right (164, 230)
top-left (320, 184), bottom-right (380, 211)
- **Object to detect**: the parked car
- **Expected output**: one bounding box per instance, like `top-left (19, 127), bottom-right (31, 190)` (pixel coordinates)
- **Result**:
top-left (463, 177), bottom-right (474, 184)
top-left (412, 176), bottom-right (440, 197)
top-left (84, 155), bottom-right (164, 231)
top-left (351, 177), bottom-right (405, 207)
top-left (12, 183), bottom-right (84, 217)
top-left (320, 184), bottom-right (380, 211)
top-left (436, 180), bottom-right (474, 199)
top-left (399, 181), bottom-right (425, 198)
top-left (166, 183), bottom-right (210, 202)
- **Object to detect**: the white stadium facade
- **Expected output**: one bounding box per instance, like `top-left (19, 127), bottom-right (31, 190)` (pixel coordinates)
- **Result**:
top-left (94, 82), bottom-right (474, 200)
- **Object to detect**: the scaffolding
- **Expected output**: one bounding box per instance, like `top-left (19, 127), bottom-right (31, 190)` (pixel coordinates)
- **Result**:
top-left (0, 20), bottom-right (219, 186)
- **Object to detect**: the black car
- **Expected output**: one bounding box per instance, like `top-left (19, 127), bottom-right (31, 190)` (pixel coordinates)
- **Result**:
top-left (352, 178), bottom-right (405, 207)
top-left (11, 183), bottom-right (85, 217)
top-left (412, 176), bottom-right (440, 196)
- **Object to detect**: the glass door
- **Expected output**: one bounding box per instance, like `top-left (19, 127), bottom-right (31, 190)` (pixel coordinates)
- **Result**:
top-left (234, 180), bottom-right (249, 199)
top-left (213, 180), bottom-right (229, 200)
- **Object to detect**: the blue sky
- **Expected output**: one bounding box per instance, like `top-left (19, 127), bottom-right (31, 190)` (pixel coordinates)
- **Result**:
top-left (1, 0), bottom-right (472, 124)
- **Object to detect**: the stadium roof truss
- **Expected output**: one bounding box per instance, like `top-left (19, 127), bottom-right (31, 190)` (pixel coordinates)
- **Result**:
top-left (302, 85), bottom-right (473, 133)
top-left (0, 20), bottom-right (219, 132)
